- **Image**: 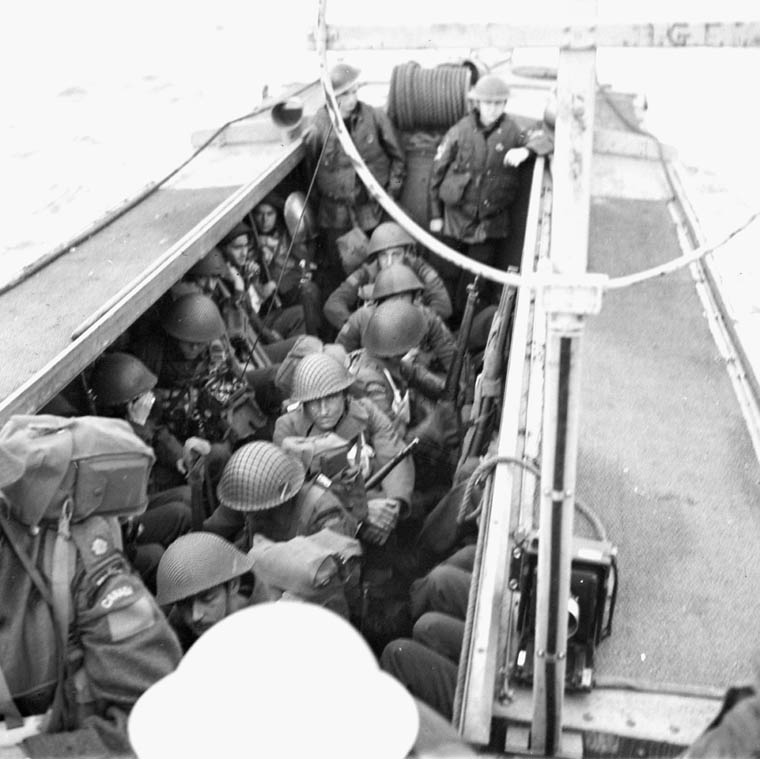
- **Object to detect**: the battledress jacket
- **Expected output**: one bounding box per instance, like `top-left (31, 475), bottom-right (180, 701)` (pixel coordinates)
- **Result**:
top-left (273, 396), bottom-right (414, 508)
top-left (303, 103), bottom-right (406, 231)
top-left (429, 111), bottom-right (552, 243)
top-left (323, 257), bottom-right (452, 330)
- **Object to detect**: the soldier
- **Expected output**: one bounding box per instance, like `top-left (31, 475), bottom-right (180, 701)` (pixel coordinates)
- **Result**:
top-left (154, 532), bottom-right (275, 651)
top-left (273, 352), bottom-right (414, 546)
top-left (336, 263), bottom-right (456, 374)
top-left (89, 352), bottom-right (193, 591)
top-left (304, 63), bottom-right (406, 295)
top-left (0, 435), bottom-right (181, 759)
top-left (323, 222), bottom-right (451, 331)
top-left (350, 299), bottom-right (459, 502)
top-left (131, 292), bottom-right (268, 452)
top-left (250, 193), bottom-right (323, 337)
top-left (429, 74), bottom-right (552, 318)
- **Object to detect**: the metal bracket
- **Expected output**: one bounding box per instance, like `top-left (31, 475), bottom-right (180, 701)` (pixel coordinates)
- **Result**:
top-left (538, 271), bottom-right (608, 316)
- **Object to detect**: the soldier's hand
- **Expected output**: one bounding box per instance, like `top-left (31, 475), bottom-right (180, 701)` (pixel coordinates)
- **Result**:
top-left (504, 147), bottom-right (530, 167)
top-left (227, 265), bottom-right (246, 293)
top-left (182, 436), bottom-right (211, 473)
top-left (364, 497), bottom-right (400, 545)
top-left (429, 218), bottom-right (444, 234)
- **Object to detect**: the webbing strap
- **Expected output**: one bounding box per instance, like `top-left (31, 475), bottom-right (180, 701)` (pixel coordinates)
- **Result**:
top-left (0, 512), bottom-right (69, 730)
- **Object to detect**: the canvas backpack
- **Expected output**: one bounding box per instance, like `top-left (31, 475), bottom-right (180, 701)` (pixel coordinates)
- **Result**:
top-left (0, 415), bottom-right (156, 731)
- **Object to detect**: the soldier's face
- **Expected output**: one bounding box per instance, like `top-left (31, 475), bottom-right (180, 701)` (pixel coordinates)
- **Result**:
top-left (177, 340), bottom-right (207, 360)
top-left (304, 392), bottom-right (345, 431)
top-left (377, 247), bottom-right (406, 270)
top-left (337, 86), bottom-right (359, 118)
top-left (254, 204), bottom-right (278, 235)
top-left (224, 234), bottom-right (251, 267)
top-left (178, 583), bottom-right (230, 637)
top-left (477, 99), bottom-right (506, 128)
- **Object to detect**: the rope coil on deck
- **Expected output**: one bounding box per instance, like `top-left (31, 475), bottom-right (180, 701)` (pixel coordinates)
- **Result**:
top-left (388, 62), bottom-right (471, 132)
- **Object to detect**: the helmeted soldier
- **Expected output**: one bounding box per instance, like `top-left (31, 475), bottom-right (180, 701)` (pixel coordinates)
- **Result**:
top-left (323, 221), bottom-right (452, 331)
top-left (336, 263), bottom-right (456, 373)
top-left (429, 74), bottom-right (552, 317)
top-left (90, 352), bottom-right (192, 591)
top-left (350, 299), bottom-right (460, 501)
top-left (204, 439), bottom-right (365, 544)
top-left (304, 63), bottom-right (407, 294)
top-left (273, 352), bottom-right (414, 546)
top-left (155, 532), bottom-right (275, 651)
top-left (132, 293), bottom-right (269, 446)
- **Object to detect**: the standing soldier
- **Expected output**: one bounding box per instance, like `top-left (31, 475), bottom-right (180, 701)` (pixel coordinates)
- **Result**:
top-left (323, 221), bottom-right (452, 332)
top-left (304, 63), bottom-right (407, 296)
top-left (429, 74), bottom-right (552, 319)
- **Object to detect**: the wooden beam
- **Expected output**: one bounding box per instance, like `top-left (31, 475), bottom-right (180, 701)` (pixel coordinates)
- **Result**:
top-left (310, 21), bottom-right (760, 51)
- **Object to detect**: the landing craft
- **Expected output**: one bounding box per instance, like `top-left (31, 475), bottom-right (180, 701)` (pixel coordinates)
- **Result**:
top-left (1, 5), bottom-right (760, 757)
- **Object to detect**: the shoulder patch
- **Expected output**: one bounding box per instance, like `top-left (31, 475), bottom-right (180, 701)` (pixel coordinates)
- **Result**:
top-left (106, 595), bottom-right (157, 642)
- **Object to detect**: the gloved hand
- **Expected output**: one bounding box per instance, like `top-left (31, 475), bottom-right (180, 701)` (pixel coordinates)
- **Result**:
top-left (429, 218), bottom-right (444, 234)
top-left (504, 147), bottom-right (530, 167)
top-left (362, 498), bottom-right (400, 546)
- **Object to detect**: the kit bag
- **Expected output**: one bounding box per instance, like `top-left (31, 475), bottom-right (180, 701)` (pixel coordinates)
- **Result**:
top-left (0, 415), bottom-right (155, 730)
top-left (336, 206), bottom-right (370, 276)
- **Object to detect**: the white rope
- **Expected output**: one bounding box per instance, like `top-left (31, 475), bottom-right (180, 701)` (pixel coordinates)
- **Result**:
top-left (314, 0), bottom-right (760, 297)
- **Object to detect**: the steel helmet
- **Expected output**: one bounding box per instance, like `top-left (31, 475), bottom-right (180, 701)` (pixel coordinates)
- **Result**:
top-left (155, 532), bottom-right (254, 606)
top-left (128, 603), bottom-right (419, 759)
top-left (290, 352), bottom-right (354, 404)
top-left (363, 299), bottom-right (425, 357)
top-left (217, 441), bottom-right (305, 512)
top-left (372, 263), bottom-right (424, 302)
top-left (188, 248), bottom-right (229, 279)
top-left (161, 294), bottom-right (226, 343)
top-left (330, 63), bottom-right (361, 96)
top-left (468, 74), bottom-right (510, 102)
top-left (90, 352), bottom-right (157, 408)
top-left (283, 191), bottom-right (318, 243)
top-left (367, 222), bottom-right (415, 258)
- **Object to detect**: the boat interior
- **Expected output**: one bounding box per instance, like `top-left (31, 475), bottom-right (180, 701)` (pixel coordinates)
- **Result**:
top-left (1, 44), bottom-right (759, 757)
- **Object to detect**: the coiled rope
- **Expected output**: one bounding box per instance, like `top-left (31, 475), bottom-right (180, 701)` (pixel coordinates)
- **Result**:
top-left (457, 455), bottom-right (608, 544)
top-left (388, 61), bottom-right (471, 132)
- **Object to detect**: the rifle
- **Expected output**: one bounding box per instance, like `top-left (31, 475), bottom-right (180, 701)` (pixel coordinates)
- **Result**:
top-left (365, 437), bottom-right (419, 490)
top-left (444, 276), bottom-right (479, 403)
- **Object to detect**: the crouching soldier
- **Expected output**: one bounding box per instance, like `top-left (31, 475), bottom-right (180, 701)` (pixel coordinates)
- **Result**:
top-left (155, 532), bottom-right (275, 651)
top-left (351, 299), bottom-right (460, 502)
top-left (131, 292), bottom-right (269, 459)
top-left (89, 351), bottom-right (193, 592)
top-left (273, 351), bottom-right (414, 546)
top-left (337, 263), bottom-right (456, 374)
top-left (324, 221), bottom-right (452, 332)
top-left (203, 441), bottom-right (363, 617)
